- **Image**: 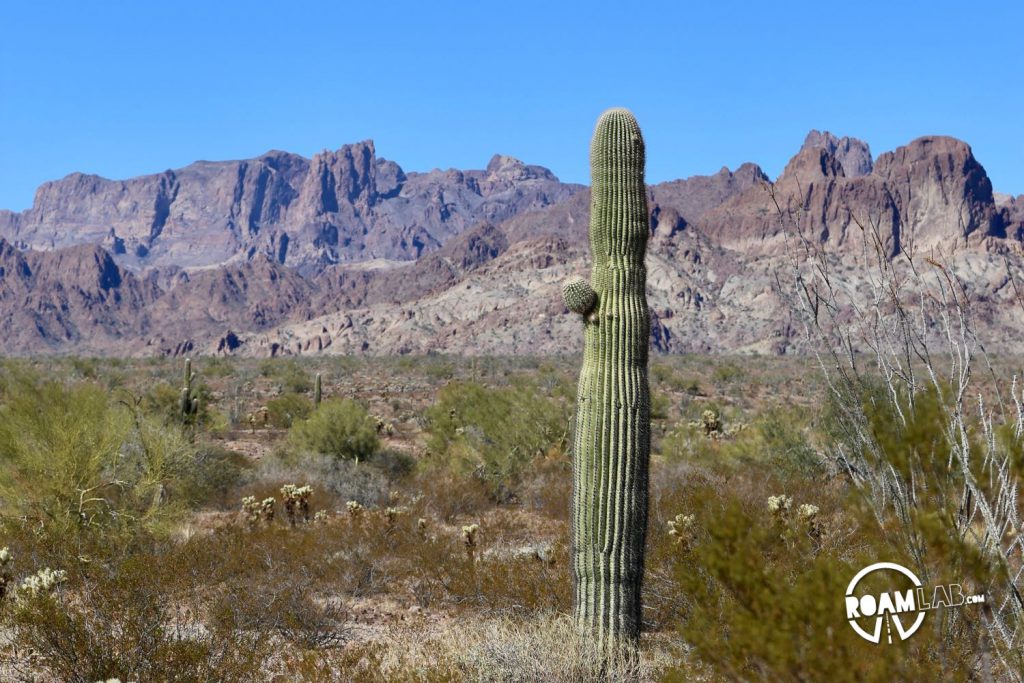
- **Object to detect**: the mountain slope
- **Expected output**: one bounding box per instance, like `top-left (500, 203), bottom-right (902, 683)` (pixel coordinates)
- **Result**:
top-left (2, 131), bottom-right (1023, 357)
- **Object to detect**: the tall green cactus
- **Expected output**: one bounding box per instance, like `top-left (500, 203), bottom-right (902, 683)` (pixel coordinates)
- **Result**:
top-left (314, 373), bottom-right (322, 409)
top-left (180, 357), bottom-right (199, 422)
top-left (564, 108), bottom-right (651, 648)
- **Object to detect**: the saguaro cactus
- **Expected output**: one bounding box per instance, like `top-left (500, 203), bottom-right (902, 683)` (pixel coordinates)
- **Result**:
top-left (180, 357), bottom-right (199, 422)
top-left (314, 373), bottom-right (322, 409)
top-left (564, 108), bottom-right (651, 648)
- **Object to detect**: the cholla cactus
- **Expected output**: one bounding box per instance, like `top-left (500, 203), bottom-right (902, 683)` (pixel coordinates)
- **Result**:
top-left (241, 496), bottom-right (275, 525)
top-left (314, 510), bottom-right (328, 523)
top-left (18, 567), bottom-right (67, 599)
top-left (667, 513), bottom-right (696, 545)
top-left (0, 546), bottom-right (11, 599)
top-left (281, 484), bottom-right (313, 526)
top-left (247, 412), bottom-right (257, 433)
top-left (384, 506), bottom-right (407, 526)
top-left (700, 409), bottom-right (722, 436)
top-left (767, 494), bottom-right (793, 519)
top-left (797, 503), bottom-right (821, 541)
top-left (462, 523), bottom-right (479, 548)
top-left (241, 495), bottom-right (258, 522)
top-left (345, 500), bottom-right (364, 518)
top-left (688, 409), bottom-right (748, 439)
top-left (797, 503), bottom-right (819, 522)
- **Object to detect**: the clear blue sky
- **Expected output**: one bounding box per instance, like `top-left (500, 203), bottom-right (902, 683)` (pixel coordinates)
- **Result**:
top-left (1, 1), bottom-right (1021, 211)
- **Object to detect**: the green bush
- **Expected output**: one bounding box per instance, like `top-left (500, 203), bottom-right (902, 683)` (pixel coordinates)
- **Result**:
top-left (287, 398), bottom-right (379, 463)
top-left (369, 448), bottom-right (417, 480)
top-left (661, 481), bottom-right (978, 682)
top-left (0, 373), bottom-right (195, 537)
top-left (178, 444), bottom-right (251, 509)
top-left (424, 380), bottom-right (569, 500)
top-left (259, 359), bottom-right (313, 393)
top-left (265, 392), bottom-right (314, 429)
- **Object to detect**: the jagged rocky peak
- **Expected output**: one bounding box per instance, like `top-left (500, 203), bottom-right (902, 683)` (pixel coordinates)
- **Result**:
top-left (485, 154), bottom-right (557, 182)
top-left (730, 162), bottom-right (770, 183)
top-left (303, 140), bottom-right (405, 209)
top-left (779, 143), bottom-right (847, 181)
top-left (874, 135), bottom-right (1001, 240)
top-left (802, 130), bottom-right (873, 177)
top-left (874, 135), bottom-right (991, 198)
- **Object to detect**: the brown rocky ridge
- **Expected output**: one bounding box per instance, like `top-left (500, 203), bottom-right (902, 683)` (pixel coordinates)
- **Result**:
top-left (1, 132), bottom-right (1022, 357)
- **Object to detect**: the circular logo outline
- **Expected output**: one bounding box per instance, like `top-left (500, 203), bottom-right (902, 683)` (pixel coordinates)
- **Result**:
top-left (845, 561), bottom-right (926, 643)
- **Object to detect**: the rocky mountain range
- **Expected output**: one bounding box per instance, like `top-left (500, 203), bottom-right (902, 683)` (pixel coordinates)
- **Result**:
top-left (1, 130), bottom-right (1023, 357)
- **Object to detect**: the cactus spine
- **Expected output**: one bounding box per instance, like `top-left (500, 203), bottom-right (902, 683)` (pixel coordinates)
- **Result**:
top-left (314, 373), bottom-right (322, 409)
top-left (564, 108), bottom-right (651, 648)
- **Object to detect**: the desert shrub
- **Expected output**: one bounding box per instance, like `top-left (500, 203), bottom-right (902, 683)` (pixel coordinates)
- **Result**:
top-left (265, 392), bottom-right (314, 429)
top-left (177, 444), bottom-right (251, 509)
top-left (251, 451), bottom-right (388, 508)
top-left (422, 359), bottom-right (455, 381)
top-left (201, 356), bottom-right (236, 378)
top-left (757, 405), bottom-right (822, 475)
top-left (287, 398), bottom-right (379, 463)
top-left (0, 374), bottom-right (195, 538)
top-left (646, 422), bottom-right (997, 683)
top-left (210, 575), bottom-right (350, 650)
top-left (259, 358), bottom-right (313, 393)
top-left (142, 380), bottom-right (214, 428)
top-left (650, 390), bottom-right (671, 421)
top-left (68, 356), bottom-right (100, 379)
top-left (5, 549), bottom-right (273, 682)
top-left (368, 448), bottom-right (416, 480)
top-left (424, 380), bottom-right (570, 500)
top-left (711, 360), bottom-right (744, 389)
top-left (313, 613), bottom-right (670, 682)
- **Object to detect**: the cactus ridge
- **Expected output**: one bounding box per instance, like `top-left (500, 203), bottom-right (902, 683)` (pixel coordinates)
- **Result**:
top-left (566, 108), bottom-right (651, 649)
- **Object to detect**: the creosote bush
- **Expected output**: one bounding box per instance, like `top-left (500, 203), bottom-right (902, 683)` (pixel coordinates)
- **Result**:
top-left (424, 379), bottom-right (570, 500)
top-left (265, 392), bottom-right (314, 429)
top-left (287, 398), bottom-right (379, 463)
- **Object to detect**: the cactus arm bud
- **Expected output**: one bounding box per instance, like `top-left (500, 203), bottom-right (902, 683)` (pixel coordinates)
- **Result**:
top-left (563, 277), bottom-right (598, 316)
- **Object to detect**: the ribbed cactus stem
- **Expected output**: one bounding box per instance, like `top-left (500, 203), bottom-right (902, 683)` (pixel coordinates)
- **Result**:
top-left (565, 108), bottom-right (651, 649)
top-left (314, 373), bottom-right (322, 408)
top-left (181, 357), bottom-right (198, 419)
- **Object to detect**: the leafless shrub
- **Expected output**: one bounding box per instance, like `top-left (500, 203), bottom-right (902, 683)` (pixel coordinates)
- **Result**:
top-left (770, 179), bottom-right (1024, 678)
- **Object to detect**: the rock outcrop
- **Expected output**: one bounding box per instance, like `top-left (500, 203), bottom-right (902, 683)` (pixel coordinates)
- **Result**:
top-left (1, 131), bottom-right (1022, 357)
top-left (0, 143), bottom-right (580, 271)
